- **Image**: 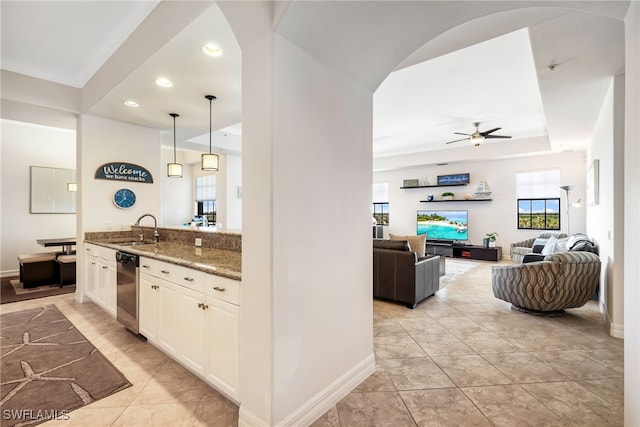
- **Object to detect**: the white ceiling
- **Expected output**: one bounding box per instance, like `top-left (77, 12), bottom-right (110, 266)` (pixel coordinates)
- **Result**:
top-left (0, 2), bottom-right (627, 166)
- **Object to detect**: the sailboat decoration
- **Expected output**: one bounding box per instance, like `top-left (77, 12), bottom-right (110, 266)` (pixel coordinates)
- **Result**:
top-left (475, 176), bottom-right (492, 199)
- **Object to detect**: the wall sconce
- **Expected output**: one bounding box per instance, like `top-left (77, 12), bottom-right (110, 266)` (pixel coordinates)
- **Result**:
top-left (167, 113), bottom-right (183, 178)
top-left (201, 95), bottom-right (219, 171)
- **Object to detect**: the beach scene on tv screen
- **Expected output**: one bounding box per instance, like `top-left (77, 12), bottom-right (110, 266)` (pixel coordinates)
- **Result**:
top-left (417, 210), bottom-right (468, 241)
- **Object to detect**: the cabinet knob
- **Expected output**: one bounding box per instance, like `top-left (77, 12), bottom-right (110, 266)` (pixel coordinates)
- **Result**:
top-left (151, 284), bottom-right (159, 290)
top-left (197, 302), bottom-right (203, 309)
top-left (91, 261), bottom-right (96, 265)
top-left (161, 270), bottom-right (170, 274)
top-left (213, 286), bottom-right (226, 292)
top-left (102, 265), bottom-right (108, 270)
top-left (183, 277), bottom-right (194, 282)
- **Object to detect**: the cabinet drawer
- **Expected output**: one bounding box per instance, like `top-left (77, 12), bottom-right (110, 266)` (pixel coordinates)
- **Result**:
top-left (139, 257), bottom-right (157, 276)
top-left (156, 262), bottom-right (204, 292)
top-left (85, 243), bottom-right (115, 261)
top-left (204, 275), bottom-right (240, 306)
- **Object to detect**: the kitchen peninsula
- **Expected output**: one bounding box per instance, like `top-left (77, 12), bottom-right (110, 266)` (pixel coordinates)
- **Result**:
top-left (83, 226), bottom-right (241, 401)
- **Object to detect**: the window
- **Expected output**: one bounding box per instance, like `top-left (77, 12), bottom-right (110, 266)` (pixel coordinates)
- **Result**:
top-left (516, 170), bottom-right (560, 230)
top-left (195, 175), bottom-right (216, 224)
top-left (372, 182), bottom-right (389, 226)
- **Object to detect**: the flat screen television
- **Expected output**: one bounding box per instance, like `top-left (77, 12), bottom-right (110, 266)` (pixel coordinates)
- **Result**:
top-left (417, 210), bottom-right (468, 241)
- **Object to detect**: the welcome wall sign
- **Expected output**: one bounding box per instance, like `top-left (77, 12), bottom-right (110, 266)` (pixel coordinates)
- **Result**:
top-left (95, 162), bottom-right (154, 183)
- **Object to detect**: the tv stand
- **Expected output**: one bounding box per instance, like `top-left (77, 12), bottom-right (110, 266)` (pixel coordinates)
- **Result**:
top-left (426, 240), bottom-right (502, 262)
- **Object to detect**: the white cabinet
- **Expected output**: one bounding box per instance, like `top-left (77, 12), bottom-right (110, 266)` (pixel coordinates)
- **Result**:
top-left (84, 243), bottom-right (116, 317)
top-left (206, 295), bottom-right (239, 398)
top-left (138, 258), bottom-right (240, 400)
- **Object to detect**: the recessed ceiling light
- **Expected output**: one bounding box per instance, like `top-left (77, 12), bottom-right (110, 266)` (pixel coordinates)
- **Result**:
top-left (124, 100), bottom-right (139, 107)
top-left (202, 43), bottom-right (223, 57)
top-left (155, 77), bottom-right (173, 88)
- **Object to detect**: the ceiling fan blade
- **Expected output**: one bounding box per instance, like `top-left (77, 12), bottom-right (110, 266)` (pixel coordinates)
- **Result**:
top-left (484, 135), bottom-right (512, 139)
top-left (480, 127), bottom-right (501, 136)
top-left (453, 132), bottom-right (471, 136)
top-left (445, 137), bottom-right (470, 144)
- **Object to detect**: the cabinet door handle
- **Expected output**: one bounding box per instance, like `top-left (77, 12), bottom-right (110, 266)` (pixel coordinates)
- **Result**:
top-left (142, 264), bottom-right (150, 269)
top-left (183, 277), bottom-right (194, 282)
top-left (213, 286), bottom-right (226, 292)
top-left (197, 302), bottom-right (203, 309)
top-left (151, 285), bottom-right (159, 290)
top-left (202, 303), bottom-right (208, 310)
top-left (91, 261), bottom-right (96, 265)
top-left (102, 265), bottom-right (108, 270)
top-left (161, 270), bottom-right (170, 274)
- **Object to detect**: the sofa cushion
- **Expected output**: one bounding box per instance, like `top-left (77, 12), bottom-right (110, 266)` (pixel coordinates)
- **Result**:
top-left (389, 233), bottom-right (426, 258)
top-left (373, 239), bottom-right (410, 251)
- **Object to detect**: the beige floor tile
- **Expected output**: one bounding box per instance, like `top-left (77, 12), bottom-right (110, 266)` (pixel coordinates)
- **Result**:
top-left (374, 335), bottom-right (425, 359)
top-left (112, 402), bottom-right (198, 426)
top-left (353, 369), bottom-right (396, 392)
top-left (481, 352), bottom-right (567, 383)
top-left (336, 391), bottom-right (416, 427)
top-left (42, 406), bottom-right (127, 427)
top-left (431, 354), bottom-right (512, 387)
top-left (530, 350), bottom-right (621, 380)
top-left (310, 405), bottom-right (340, 427)
top-left (462, 384), bottom-right (567, 427)
top-left (191, 397), bottom-right (239, 427)
top-left (454, 330), bottom-right (520, 354)
top-left (435, 316), bottom-right (490, 334)
top-left (131, 364), bottom-right (212, 405)
top-left (400, 388), bottom-right (492, 426)
top-left (576, 377), bottom-right (624, 409)
top-left (413, 333), bottom-right (476, 357)
top-left (378, 357), bottom-right (456, 390)
top-left (523, 381), bottom-right (624, 426)
top-left (396, 317), bottom-right (441, 334)
top-left (373, 319), bottom-right (407, 337)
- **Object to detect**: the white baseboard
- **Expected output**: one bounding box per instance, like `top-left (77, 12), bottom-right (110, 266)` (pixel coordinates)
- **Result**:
top-left (238, 353), bottom-right (376, 427)
top-left (601, 300), bottom-right (624, 338)
top-left (1, 269), bottom-right (19, 279)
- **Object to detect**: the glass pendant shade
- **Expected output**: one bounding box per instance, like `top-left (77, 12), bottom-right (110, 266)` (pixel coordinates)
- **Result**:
top-left (167, 162), bottom-right (183, 177)
top-left (201, 153), bottom-right (219, 171)
top-left (202, 95), bottom-right (219, 171)
top-left (168, 113), bottom-right (183, 178)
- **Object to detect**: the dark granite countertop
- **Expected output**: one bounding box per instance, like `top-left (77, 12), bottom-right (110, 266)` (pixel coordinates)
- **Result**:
top-left (86, 239), bottom-right (241, 281)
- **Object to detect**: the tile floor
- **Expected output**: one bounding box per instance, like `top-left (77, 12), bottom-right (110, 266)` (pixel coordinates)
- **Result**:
top-left (1, 260), bottom-right (623, 426)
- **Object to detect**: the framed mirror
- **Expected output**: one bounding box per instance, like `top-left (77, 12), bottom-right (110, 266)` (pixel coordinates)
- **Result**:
top-left (30, 166), bottom-right (76, 214)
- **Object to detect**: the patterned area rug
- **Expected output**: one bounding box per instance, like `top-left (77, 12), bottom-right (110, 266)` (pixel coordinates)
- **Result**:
top-left (0, 305), bottom-right (131, 426)
top-left (440, 259), bottom-right (481, 288)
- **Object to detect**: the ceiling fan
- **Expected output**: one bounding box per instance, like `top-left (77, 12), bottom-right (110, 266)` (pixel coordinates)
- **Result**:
top-left (445, 122), bottom-right (512, 146)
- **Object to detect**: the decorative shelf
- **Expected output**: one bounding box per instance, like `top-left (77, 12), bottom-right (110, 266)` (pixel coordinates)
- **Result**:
top-left (400, 183), bottom-right (467, 189)
top-left (420, 199), bottom-right (493, 203)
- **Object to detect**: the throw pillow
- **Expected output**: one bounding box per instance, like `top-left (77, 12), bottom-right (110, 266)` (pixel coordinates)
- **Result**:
top-left (541, 236), bottom-right (558, 255)
top-left (389, 233), bottom-right (426, 258)
top-left (554, 237), bottom-right (569, 253)
top-left (531, 238), bottom-right (548, 253)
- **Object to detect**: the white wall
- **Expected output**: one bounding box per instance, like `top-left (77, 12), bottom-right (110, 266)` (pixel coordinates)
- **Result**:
top-left (0, 119), bottom-right (76, 275)
top-left (238, 31), bottom-right (374, 426)
top-left (586, 76), bottom-right (625, 337)
top-left (625, 2), bottom-right (640, 425)
top-left (224, 153), bottom-right (242, 230)
top-left (374, 151), bottom-right (586, 255)
top-left (77, 115), bottom-right (162, 233)
top-left (161, 146), bottom-right (194, 226)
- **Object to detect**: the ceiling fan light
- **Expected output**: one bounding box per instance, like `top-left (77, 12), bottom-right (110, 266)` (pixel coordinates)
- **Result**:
top-left (167, 162), bottom-right (183, 178)
top-left (201, 153), bottom-right (219, 171)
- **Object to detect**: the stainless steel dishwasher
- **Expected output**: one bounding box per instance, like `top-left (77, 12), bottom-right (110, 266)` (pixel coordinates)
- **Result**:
top-left (116, 251), bottom-right (139, 334)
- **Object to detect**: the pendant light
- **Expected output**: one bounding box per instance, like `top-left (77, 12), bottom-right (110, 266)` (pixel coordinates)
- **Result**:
top-left (167, 113), bottom-right (183, 178)
top-left (201, 95), bottom-right (219, 171)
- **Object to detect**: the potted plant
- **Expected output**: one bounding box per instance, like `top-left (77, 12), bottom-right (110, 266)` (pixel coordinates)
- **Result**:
top-left (441, 191), bottom-right (455, 201)
top-left (484, 232), bottom-right (499, 248)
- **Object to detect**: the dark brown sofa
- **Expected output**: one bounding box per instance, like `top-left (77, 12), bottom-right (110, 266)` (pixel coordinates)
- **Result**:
top-left (373, 239), bottom-right (440, 308)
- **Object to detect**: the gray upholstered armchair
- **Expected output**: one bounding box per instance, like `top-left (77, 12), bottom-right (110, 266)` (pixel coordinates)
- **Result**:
top-left (492, 251), bottom-right (600, 315)
top-left (510, 232), bottom-right (568, 263)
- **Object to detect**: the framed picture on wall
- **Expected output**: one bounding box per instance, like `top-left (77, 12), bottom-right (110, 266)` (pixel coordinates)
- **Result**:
top-left (586, 159), bottom-right (599, 206)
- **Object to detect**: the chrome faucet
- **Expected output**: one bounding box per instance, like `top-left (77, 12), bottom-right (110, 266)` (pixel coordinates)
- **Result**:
top-left (134, 213), bottom-right (160, 243)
